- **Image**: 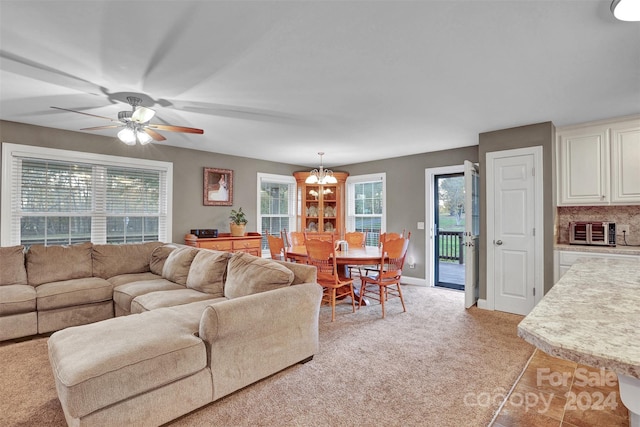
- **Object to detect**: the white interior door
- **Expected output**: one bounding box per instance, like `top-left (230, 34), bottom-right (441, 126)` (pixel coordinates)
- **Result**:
top-left (464, 160), bottom-right (479, 308)
top-left (487, 147), bottom-right (542, 316)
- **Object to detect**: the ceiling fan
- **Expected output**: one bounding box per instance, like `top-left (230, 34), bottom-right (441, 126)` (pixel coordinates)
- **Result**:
top-left (51, 96), bottom-right (204, 145)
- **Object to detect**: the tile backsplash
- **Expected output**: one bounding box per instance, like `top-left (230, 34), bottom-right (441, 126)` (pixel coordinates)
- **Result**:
top-left (556, 206), bottom-right (640, 246)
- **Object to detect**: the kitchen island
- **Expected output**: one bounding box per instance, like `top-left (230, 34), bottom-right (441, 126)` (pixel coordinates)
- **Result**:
top-left (518, 257), bottom-right (640, 426)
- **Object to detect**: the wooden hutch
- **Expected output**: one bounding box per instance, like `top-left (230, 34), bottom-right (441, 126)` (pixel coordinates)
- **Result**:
top-left (293, 171), bottom-right (348, 238)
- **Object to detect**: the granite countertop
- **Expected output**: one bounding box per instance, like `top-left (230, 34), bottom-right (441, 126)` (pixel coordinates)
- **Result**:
top-left (555, 243), bottom-right (640, 256)
top-left (518, 258), bottom-right (640, 379)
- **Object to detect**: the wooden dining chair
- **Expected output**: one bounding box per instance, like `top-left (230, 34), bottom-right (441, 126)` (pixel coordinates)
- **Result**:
top-left (265, 230), bottom-right (285, 261)
top-left (362, 230), bottom-right (408, 278)
top-left (358, 235), bottom-right (410, 318)
top-left (305, 237), bottom-right (356, 322)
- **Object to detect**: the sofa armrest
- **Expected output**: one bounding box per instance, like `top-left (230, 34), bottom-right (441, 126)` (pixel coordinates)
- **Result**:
top-left (199, 282), bottom-right (321, 400)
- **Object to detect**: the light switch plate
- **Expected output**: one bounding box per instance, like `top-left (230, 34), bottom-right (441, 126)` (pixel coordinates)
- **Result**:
top-left (417, 222), bottom-right (425, 230)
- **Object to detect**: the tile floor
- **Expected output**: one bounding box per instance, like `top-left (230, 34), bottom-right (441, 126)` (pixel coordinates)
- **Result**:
top-left (492, 350), bottom-right (630, 427)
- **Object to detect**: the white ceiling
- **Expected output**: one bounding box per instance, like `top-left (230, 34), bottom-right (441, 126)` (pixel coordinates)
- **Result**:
top-left (1, 0), bottom-right (638, 168)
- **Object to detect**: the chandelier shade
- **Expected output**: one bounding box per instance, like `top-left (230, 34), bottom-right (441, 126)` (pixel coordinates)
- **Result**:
top-left (305, 152), bottom-right (338, 184)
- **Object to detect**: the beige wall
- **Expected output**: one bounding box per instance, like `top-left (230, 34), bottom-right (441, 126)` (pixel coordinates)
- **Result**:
top-left (478, 122), bottom-right (555, 299)
top-left (0, 120), bottom-right (303, 243)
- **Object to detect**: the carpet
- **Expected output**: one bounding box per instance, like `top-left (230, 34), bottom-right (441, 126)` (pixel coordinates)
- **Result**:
top-left (0, 285), bottom-right (534, 427)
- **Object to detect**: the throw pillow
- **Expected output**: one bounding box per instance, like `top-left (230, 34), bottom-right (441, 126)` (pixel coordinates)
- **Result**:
top-left (224, 252), bottom-right (294, 299)
top-left (0, 245), bottom-right (28, 286)
top-left (162, 246), bottom-right (199, 285)
top-left (186, 250), bottom-right (230, 296)
top-left (150, 244), bottom-right (178, 275)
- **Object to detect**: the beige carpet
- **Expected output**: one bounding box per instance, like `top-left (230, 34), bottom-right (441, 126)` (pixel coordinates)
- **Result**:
top-left (0, 286), bottom-right (533, 427)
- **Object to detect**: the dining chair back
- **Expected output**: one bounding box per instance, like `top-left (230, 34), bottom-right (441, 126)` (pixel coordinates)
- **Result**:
top-left (344, 231), bottom-right (367, 247)
top-left (304, 231), bottom-right (335, 242)
top-left (265, 230), bottom-right (285, 260)
top-left (305, 237), bottom-right (356, 322)
top-left (289, 231), bottom-right (306, 246)
top-left (358, 235), bottom-right (410, 318)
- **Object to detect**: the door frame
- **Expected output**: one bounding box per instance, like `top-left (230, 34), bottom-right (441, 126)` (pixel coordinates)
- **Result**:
top-left (425, 165), bottom-right (464, 287)
top-left (485, 146), bottom-right (544, 312)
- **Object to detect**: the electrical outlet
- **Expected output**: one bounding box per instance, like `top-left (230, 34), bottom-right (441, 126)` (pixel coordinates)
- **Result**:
top-left (618, 224), bottom-right (630, 236)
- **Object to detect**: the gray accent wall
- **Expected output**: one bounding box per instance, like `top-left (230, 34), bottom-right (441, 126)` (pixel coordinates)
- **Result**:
top-left (0, 120), bottom-right (303, 243)
top-left (478, 121), bottom-right (555, 300)
top-left (342, 146), bottom-right (480, 282)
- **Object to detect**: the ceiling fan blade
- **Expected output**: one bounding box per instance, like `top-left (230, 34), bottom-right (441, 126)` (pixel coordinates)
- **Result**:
top-left (80, 125), bottom-right (124, 131)
top-left (143, 128), bottom-right (166, 142)
top-left (147, 124), bottom-right (204, 134)
top-left (51, 106), bottom-right (120, 123)
top-left (131, 106), bottom-right (156, 123)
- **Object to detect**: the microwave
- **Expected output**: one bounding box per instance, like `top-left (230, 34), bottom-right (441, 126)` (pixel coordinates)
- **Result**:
top-left (569, 222), bottom-right (616, 246)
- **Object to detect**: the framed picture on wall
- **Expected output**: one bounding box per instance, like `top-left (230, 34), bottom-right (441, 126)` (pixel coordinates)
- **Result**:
top-left (203, 167), bottom-right (233, 206)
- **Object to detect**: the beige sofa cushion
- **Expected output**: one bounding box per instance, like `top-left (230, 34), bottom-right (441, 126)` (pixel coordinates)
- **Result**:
top-left (186, 250), bottom-right (230, 296)
top-left (26, 242), bottom-right (93, 286)
top-left (92, 242), bottom-right (163, 279)
top-left (48, 306), bottom-right (208, 419)
top-left (162, 247), bottom-right (199, 285)
top-left (131, 289), bottom-right (224, 313)
top-left (224, 252), bottom-right (294, 299)
top-left (108, 272), bottom-right (162, 288)
top-left (36, 277), bottom-right (113, 311)
top-left (0, 245), bottom-right (28, 286)
top-left (150, 244), bottom-right (177, 275)
top-left (112, 279), bottom-right (184, 315)
top-left (0, 285), bottom-right (36, 315)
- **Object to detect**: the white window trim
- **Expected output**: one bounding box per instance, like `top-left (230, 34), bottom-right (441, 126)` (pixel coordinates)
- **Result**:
top-left (256, 172), bottom-right (296, 257)
top-left (1, 142), bottom-right (173, 246)
top-left (345, 172), bottom-right (386, 233)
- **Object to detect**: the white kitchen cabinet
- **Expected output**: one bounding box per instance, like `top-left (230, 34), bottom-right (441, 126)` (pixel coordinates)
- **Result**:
top-left (611, 122), bottom-right (640, 203)
top-left (556, 116), bottom-right (640, 206)
top-left (554, 249), bottom-right (639, 283)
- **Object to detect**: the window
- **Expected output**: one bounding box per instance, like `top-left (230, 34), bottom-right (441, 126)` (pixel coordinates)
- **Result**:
top-left (257, 173), bottom-right (296, 256)
top-left (1, 143), bottom-right (172, 246)
top-left (346, 173), bottom-right (386, 246)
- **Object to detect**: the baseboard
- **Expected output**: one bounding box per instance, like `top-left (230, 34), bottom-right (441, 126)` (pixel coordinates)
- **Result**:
top-left (477, 299), bottom-right (491, 310)
top-left (400, 276), bottom-right (427, 286)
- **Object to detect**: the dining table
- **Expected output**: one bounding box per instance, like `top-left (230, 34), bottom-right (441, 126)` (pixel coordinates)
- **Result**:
top-left (284, 245), bottom-right (385, 306)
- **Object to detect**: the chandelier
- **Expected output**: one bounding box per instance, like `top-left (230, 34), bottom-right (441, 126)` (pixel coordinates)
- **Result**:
top-left (611, 0), bottom-right (640, 21)
top-left (305, 152), bottom-right (338, 184)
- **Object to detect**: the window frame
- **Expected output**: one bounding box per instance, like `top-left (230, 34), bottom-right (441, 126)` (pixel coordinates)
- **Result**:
top-left (256, 172), bottom-right (296, 257)
top-left (1, 143), bottom-right (173, 246)
top-left (346, 172), bottom-right (386, 245)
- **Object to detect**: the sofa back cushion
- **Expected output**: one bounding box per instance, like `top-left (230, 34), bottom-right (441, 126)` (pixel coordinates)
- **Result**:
top-left (150, 244), bottom-right (177, 276)
top-left (92, 242), bottom-right (163, 279)
top-left (186, 250), bottom-right (230, 296)
top-left (224, 252), bottom-right (295, 299)
top-left (162, 247), bottom-right (199, 285)
top-left (0, 245), bottom-right (28, 286)
top-left (26, 242), bottom-right (93, 286)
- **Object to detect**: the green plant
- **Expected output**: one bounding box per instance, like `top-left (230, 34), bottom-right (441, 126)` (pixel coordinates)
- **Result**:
top-left (229, 207), bottom-right (248, 225)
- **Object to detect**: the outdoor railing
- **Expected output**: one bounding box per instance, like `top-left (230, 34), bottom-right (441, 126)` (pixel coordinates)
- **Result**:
top-left (438, 230), bottom-right (464, 264)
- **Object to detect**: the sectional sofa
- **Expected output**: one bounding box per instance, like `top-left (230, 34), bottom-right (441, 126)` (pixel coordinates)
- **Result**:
top-left (0, 241), bottom-right (321, 426)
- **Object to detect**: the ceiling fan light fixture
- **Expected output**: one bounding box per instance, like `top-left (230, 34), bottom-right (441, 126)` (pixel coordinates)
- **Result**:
top-left (131, 106), bottom-right (156, 123)
top-left (117, 127), bottom-right (137, 145)
top-left (611, 0), bottom-right (640, 21)
top-left (136, 130), bottom-right (153, 145)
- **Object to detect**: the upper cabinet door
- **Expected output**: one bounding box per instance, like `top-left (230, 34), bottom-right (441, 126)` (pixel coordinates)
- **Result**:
top-left (611, 123), bottom-right (640, 204)
top-left (558, 127), bottom-right (610, 205)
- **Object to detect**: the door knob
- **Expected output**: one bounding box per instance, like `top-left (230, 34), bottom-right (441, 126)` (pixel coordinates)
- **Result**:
top-left (495, 240), bottom-right (503, 245)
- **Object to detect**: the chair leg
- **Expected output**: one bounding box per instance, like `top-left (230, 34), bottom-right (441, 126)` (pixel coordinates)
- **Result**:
top-left (349, 284), bottom-right (356, 313)
top-left (357, 282), bottom-right (365, 309)
top-left (397, 283), bottom-right (406, 313)
top-left (379, 285), bottom-right (385, 319)
top-left (331, 288), bottom-right (336, 322)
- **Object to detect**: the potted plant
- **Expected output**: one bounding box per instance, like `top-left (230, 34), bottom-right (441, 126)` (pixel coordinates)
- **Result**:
top-left (229, 207), bottom-right (248, 237)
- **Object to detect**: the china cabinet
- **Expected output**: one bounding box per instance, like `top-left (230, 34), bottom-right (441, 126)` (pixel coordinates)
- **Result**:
top-left (293, 171), bottom-right (348, 237)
